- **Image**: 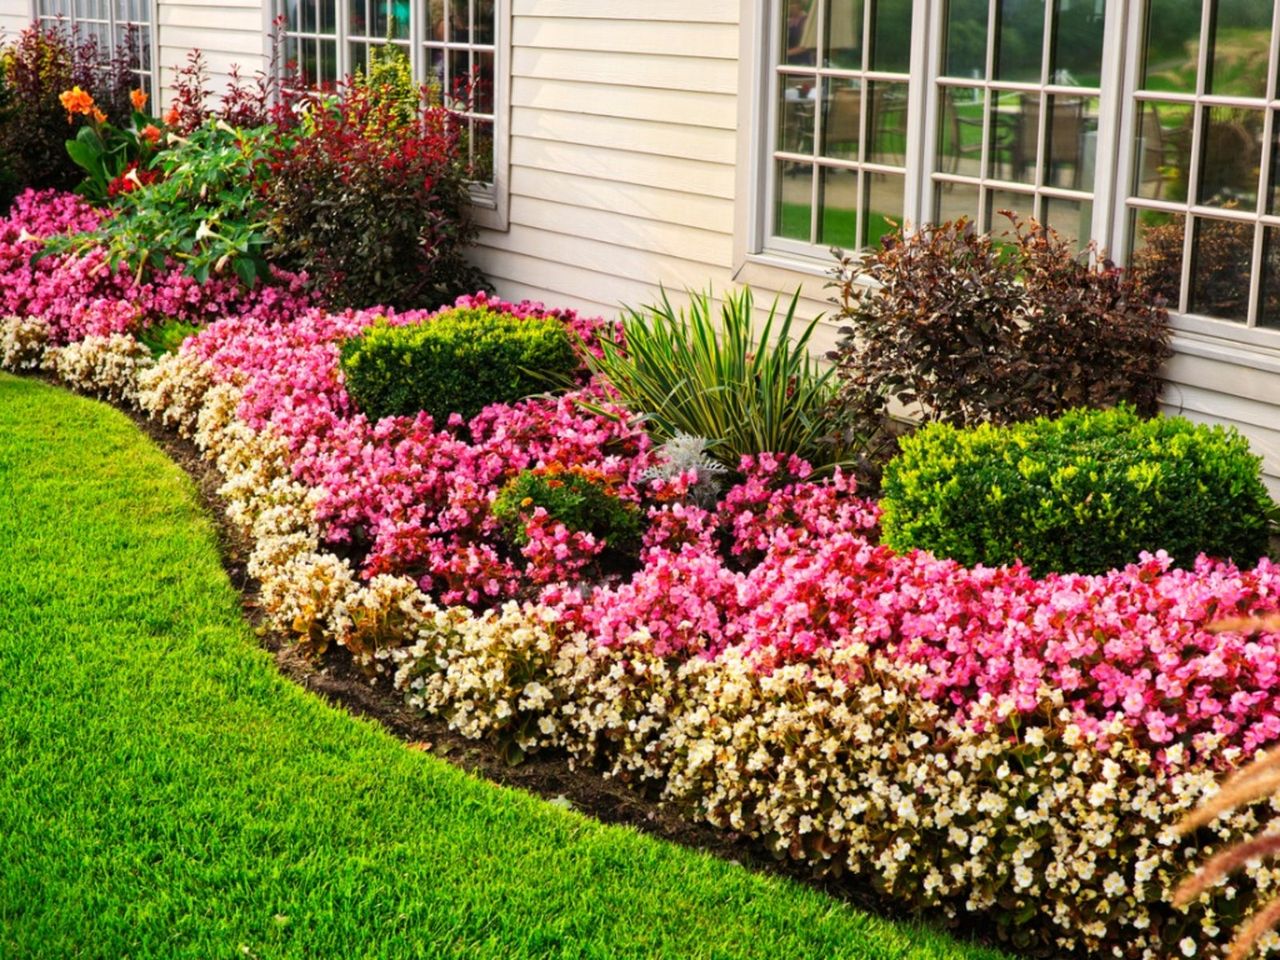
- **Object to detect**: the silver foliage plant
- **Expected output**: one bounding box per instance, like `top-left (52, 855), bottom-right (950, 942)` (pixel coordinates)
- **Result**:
top-left (642, 432), bottom-right (728, 509)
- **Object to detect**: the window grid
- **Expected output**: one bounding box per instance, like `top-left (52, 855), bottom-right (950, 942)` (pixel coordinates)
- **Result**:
top-left (1124, 0), bottom-right (1280, 328)
top-left (929, 0), bottom-right (1103, 248)
top-left (766, 0), bottom-right (912, 254)
top-left (35, 0), bottom-right (154, 95)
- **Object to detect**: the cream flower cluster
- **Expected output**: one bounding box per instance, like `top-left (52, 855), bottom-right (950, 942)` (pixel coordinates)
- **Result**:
top-left (10, 324), bottom-right (1280, 958)
top-left (43, 333), bottom-right (154, 403)
top-left (0, 315), bottom-right (49, 371)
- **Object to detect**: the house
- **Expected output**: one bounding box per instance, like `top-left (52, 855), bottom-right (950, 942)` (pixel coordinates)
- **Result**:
top-left (3, 0), bottom-right (1280, 489)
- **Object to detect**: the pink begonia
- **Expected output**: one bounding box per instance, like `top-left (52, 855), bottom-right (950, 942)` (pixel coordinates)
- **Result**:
top-left (0, 189), bottom-right (313, 343)
top-left (184, 293), bottom-right (648, 605)
top-left (18, 189), bottom-right (1280, 769)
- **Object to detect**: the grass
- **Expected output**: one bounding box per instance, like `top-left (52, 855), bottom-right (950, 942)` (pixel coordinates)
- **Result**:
top-left (0, 372), bottom-right (1013, 960)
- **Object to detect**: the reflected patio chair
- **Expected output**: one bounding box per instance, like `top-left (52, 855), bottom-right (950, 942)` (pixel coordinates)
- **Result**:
top-left (1012, 94), bottom-right (1087, 188)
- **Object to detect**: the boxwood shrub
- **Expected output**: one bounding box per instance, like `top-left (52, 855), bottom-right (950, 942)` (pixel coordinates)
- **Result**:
top-left (881, 406), bottom-right (1272, 576)
top-left (339, 307), bottom-right (580, 423)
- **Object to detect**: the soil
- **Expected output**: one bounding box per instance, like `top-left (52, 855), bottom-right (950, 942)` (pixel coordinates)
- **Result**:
top-left (70, 381), bottom-right (1005, 954)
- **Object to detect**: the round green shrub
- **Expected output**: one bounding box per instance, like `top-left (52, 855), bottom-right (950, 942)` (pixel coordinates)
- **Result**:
top-left (339, 307), bottom-right (581, 424)
top-left (880, 406), bottom-right (1273, 576)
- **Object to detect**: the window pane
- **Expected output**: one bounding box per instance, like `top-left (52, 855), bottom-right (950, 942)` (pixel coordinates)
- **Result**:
top-left (1049, 0), bottom-right (1104, 86)
top-left (821, 77), bottom-right (861, 161)
top-left (823, 0), bottom-right (864, 69)
top-left (427, 0), bottom-right (445, 42)
top-left (944, 0), bottom-right (989, 79)
top-left (935, 180), bottom-right (982, 224)
top-left (818, 166), bottom-right (859, 250)
top-left (986, 187), bottom-right (1032, 233)
top-left (447, 48), bottom-right (471, 107)
top-left (1129, 209), bottom-right (1185, 308)
top-left (784, 0), bottom-right (818, 66)
top-left (474, 0), bottom-right (495, 44)
top-left (1134, 100), bottom-right (1192, 201)
top-left (994, 0), bottom-right (1045, 83)
top-left (1207, 0), bottom-right (1272, 98)
top-left (938, 86), bottom-right (985, 178)
top-left (319, 38), bottom-right (338, 84)
top-left (451, 0), bottom-right (471, 43)
top-left (469, 119), bottom-right (494, 182)
top-left (349, 0), bottom-right (367, 35)
top-left (1042, 196), bottom-right (1092, 252)
top-left (1189, 216), bottom-right (1254, 321)
top-left (1197, 106), bottom-right (1264, 209)
top-left (870, 0), bottom-right (912, 73)
top-left (991, 91), bottom-right (1034, 185)
top-left (475, 50), bottom-right (495, 114)
top-left (775, 161), bottom-right (814, 241)
top-left (1258, 227), bottom-right (1280, 328)
top-left (862, 172), bottom-right (901, 248)
top-left (1140, 0), bottom-right (1201, 94)
top-left (1044, 94), bottom-right (1098, 190)
top-left (867, 81), bottom-right (908, 167)
top-left (779, 75), bottom-right (817, 154)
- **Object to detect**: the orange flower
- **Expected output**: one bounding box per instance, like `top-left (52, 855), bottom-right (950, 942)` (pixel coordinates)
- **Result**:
top-left (163, 107), bottom-right (180, 127)
top-left (130, 88), bottom-right (148, 111)
top-left (140, 124), bottom-right (161, 144)
top-left (90, 107), bottom-right (108, 125)
top-left (59, 86), bottom-right (95, 118)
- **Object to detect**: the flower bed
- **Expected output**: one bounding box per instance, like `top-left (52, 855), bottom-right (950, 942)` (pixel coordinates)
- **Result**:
top-left (6, 188), bottom-right (1280, 959)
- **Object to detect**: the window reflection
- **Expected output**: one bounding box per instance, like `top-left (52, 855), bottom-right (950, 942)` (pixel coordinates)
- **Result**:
top-left (1197, 107), bottom-right (1264, 208)
top-left (1189, 216), bottom-right (1255, 321)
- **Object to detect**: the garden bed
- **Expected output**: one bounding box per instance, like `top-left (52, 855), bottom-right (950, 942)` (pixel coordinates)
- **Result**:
top-left (6, 181), bottom-right (1280, 960)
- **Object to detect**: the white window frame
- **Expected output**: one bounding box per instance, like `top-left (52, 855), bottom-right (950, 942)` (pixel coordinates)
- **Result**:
top-left (269, 0), bottom-right (509, 230)
top-left (743, 0), bottom-right (1280, 353)
top-left (29, 0), bottom-right (159, 96)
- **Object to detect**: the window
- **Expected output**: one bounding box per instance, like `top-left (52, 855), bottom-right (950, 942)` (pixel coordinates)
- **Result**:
top-left (768, 0), bottom-right (914, 253)
top-left (1125, 0), bottom-right (1279, 328)
top-left (34, 0), bottom-right (155, 94)
top-left (281, 0), bottom-right (500, 188)
top-left (933, 0), bottom-right (1105, 248)
top-left (756, 0), bottom-right (1280, 343)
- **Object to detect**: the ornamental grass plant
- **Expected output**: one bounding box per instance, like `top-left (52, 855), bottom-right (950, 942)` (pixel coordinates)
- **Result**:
top-left (585, 286), bottom-right (860, 473)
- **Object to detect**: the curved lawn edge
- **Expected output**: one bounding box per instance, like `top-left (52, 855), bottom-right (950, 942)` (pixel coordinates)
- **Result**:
top-left (0, 372), bottom-right (1011, 960)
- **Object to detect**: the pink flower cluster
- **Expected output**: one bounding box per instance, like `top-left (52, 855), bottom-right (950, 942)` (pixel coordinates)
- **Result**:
top-left (0, 189), bottom-right (312, 343)
top-left (555, 458), bottom-right (1280, 763)
top-left (177, 293), bottom-right (1280, 764)
top-left (185, 293), bottom-right (650, 605)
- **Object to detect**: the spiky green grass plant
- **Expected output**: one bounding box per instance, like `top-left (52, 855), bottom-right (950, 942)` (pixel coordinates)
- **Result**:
top-left (588, 287), bottom-right (855, 472)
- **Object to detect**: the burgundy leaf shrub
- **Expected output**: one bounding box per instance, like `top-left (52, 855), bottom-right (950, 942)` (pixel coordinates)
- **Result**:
top-left (264, 77), bottom-right (485, 310)
top-left (829, 215), bottom-right (1172, 428)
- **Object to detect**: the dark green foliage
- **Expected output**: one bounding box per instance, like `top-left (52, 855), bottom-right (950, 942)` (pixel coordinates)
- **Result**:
top-left (137, 318), bottom-right (203, 358)
top-left (492, 463), bottom-right (643, 552)
top-left (881, 406), bottom-right (1272, 576)
top-left (829, 215), bottom-right (1172, 429)
top-left (339, 307), bottom-right (581, 423)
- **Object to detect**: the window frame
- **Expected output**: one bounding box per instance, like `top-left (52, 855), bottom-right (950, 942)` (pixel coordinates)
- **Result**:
top-left (269, 0), bottom-right (509, 230)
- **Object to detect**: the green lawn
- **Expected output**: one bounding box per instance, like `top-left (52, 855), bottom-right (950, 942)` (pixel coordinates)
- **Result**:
top-left (0, 372), bottom-right (1012, 960)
